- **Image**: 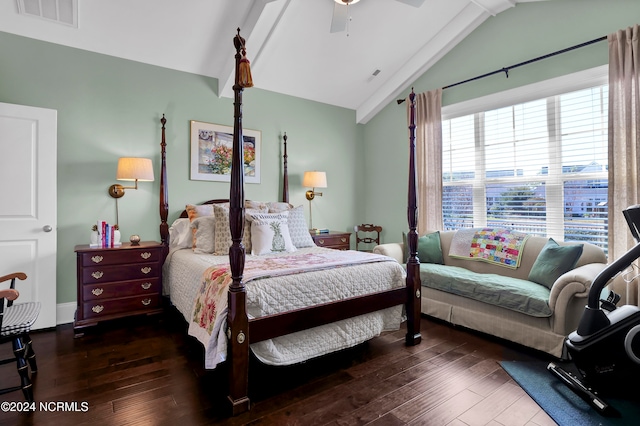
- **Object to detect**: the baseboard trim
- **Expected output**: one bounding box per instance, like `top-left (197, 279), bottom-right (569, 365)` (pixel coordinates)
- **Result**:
top-left (56, 302), bottom-right (76, 325)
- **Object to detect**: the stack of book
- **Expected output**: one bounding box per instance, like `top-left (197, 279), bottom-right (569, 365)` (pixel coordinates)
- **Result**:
top-left (91, 220), bottom-right (122, 248)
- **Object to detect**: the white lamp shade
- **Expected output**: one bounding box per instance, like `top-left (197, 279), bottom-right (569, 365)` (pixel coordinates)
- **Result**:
top-left (116, 157), bottom-right (154, 182)
top-left (303, 171), bottom-right (327, 188)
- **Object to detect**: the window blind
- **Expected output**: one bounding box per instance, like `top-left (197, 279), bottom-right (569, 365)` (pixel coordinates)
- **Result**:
top-left (442, 85), bottom-right (608, 251)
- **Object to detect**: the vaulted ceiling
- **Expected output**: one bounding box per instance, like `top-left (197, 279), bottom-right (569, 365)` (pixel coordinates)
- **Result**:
top-left (0, 0), bottom-right (549, 123)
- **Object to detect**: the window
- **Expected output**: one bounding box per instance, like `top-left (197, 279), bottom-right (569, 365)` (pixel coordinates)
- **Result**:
top-left (441, 67), bottom-right (609, 251)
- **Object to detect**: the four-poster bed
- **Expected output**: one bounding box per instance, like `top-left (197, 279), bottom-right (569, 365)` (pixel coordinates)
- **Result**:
top-left (158, 29), bottom-right (422, 416)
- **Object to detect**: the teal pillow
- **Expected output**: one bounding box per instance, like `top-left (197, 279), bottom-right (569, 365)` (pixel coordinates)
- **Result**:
top-left (418, 232), bottom-right (444, 264)
top-left (403, 231), bottom-right (444, 264)
top-left (528, 238), bottom-right (583, 289)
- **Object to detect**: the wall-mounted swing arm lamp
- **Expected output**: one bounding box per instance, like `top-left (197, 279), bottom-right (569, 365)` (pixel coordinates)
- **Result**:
top-left (108, 157), bottom-right (155, 199)
top-left (303, 171), bottom-right (327, 231)
top-left (108, 157), bottom-right (154, 227)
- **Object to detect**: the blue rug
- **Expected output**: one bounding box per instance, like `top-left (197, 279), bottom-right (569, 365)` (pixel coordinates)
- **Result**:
top-left (500, 360), bottom-right (640, 426)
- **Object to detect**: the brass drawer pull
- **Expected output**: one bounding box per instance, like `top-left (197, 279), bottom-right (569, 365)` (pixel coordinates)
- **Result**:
top-left (91, 271), bottom-right (104, 280)
top-left (91, 288), bottom-right (104, 296)
top-left (91, 255), bottom-right (103, 264)
top-left (141, 267), bottom-right (152, 274)
top-left (92, 305), bottom-right (104, 314)
top-left (340, 238), bottom-right (347, 243)
top-left (141, 282), bottom-right (152, 290)
top-left (318, 239), bottom-right (325, 245)
top-left (141, 252), bottom-right (152, 260)
top-left (142, 298), bottom-right (152, 306)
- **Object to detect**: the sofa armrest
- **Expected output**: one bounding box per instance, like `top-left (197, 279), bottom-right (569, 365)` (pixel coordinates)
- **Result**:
top-left (548, 262), bottom-right (608, 335)
top-left (373, 243), bottom-right (404, 264)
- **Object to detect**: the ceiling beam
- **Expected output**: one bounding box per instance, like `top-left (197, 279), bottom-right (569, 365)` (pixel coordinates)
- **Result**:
top-left (218, 0), bottom-right (290, 100)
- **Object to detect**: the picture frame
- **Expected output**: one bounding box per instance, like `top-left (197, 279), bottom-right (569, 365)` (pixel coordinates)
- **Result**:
top-left (190, 120), bottom-right (261, 183)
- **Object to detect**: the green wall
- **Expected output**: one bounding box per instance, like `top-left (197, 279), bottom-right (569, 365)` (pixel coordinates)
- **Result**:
top-left (1, 0), bottom-right (638, 317)
top-left (364, 0), bottom-right (640, 245)
top-left (0, 32), bottom-right (363, 307)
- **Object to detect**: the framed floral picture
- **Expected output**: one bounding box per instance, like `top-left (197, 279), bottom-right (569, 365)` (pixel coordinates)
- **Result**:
top-left (190, 121), bottom-right (261, 183)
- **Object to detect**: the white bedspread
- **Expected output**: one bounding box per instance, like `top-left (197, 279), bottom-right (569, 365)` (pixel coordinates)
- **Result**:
top-left (163, 246), bottom-right (405, 368)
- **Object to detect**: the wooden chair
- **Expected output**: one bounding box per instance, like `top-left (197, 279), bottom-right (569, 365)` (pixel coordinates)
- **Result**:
top-left (354, 224), bottom-right (382, 252)
top-left (0, 272), bottom-right (39, 402)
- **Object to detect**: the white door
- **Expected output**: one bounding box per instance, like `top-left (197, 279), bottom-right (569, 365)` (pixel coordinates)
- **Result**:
top-left (0, 102), bottom-right (57, 329)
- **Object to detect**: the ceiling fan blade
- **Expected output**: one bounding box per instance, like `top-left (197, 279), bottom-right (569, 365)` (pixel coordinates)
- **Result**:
top-left (395, 0), bottom-right (426, 7)
top-left (330, 2), bottom-right (348, 33)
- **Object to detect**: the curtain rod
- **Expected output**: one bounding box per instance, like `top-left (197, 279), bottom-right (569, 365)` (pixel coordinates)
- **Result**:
top-left (397, 35), bottom-right (607, 104)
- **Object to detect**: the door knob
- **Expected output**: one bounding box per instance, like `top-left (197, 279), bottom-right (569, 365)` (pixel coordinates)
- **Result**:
top-left (43, 225), bottom-right (53, 232)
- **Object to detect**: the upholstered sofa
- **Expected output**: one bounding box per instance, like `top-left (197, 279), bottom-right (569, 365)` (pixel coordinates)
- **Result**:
top-left (373, 229), bottom-right (608, 358)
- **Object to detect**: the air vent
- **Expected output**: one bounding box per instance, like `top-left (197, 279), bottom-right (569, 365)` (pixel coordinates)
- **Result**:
top-left (17, 0), bottom-right (77, 28)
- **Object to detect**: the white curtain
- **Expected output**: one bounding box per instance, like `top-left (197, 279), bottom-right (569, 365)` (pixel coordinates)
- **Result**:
top-left (409, 89), bottom-right (443, 234)
top-left (608, 24), bottom-right (640, 262)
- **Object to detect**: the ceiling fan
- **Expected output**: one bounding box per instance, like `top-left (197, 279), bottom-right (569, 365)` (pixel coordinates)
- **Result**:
top-left (330, 0), bottom-right (427, 33)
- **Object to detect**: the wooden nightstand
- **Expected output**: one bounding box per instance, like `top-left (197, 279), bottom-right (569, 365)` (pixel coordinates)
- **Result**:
top-left (74, 241), bottom-right (164, 335)
top-left (310, 230), bottom-right (351, 250)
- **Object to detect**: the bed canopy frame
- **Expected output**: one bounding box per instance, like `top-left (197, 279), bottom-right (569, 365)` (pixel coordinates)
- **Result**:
top-left (158, 29), bottom-right (422, 416)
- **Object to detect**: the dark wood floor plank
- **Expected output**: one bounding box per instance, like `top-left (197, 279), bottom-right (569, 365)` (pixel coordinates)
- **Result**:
top-left (407, 388), bottom-right (484, 426)
top-left (0, 313), bottom-right (563, 426)
top-left (457, 381), bottom-right (528, 426)
top-left (494, 392), bottom-right (549, 426)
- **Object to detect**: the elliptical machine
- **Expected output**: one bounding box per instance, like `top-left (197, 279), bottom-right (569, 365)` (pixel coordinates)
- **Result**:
top-left (548, 204), bottom-right (640, 414)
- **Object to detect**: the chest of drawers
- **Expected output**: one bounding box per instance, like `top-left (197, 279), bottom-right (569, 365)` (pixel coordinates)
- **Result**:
top-left (310, 231), bottom-right (351, 250)
top-left (74, 241), bottom-right (164, 335)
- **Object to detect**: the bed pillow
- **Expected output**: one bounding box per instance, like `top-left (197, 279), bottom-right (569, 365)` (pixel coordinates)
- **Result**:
top-left (528, 238), bottom-right (583, 289)
top-left (247, 212), bottom-right (296, 255)
top-left (185, 204), bottom-right (215, 249)
top-left (185, 203), bottom-right (214, 220)
top-left (168, 218), bottom-right (192, 250)
top-left (190, 216), bottom-right (216, 254)
top-left (212, 204), bottom-right (253, 255)
top-left (244, 200), bottom-right (269, 212)
top-left (267, 201), bottom-right (294, 213)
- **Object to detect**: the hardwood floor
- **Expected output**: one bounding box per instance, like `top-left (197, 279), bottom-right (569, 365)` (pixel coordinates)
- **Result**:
top-left (0, 310), bottom-right (558, 425)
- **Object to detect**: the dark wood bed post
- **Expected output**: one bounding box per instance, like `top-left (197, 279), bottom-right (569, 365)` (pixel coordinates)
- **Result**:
top-left (227, 28), bottom-right (251, 415)
top-left (405, 89), bottom-right (422, 346)
top-left (159, 114), bottom-right (169, 249)
top-left (281, 132), bottom-right (289, 203)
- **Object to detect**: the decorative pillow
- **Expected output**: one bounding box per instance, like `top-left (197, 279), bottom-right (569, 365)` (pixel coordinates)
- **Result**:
top-left (402, 231), bottom-right (444, 265)
top-left (185, 204), bottom-right (215, 249)
top-left (212, 204), bottom-right (253, 255)
top-left (185, 204), bottom-right (214, 221)
top-left (244, 200), bottom-right (269, 212)
top-left (267, 201), bottom-right (294, 213)
top-left (403, 231), bottom-right (444, 264)
top-left (287, 206), bottom-right (315, 248)
top-left (168, 218), bottom-right (192, 250)
top-left (418, 232), bottom-right (444, 264)
top-left (528, 238), bottom-right (583, 289)
top-left (247, 212), bottom-right (296, 255)
top-left (190, 216), bottom-right (216, 254)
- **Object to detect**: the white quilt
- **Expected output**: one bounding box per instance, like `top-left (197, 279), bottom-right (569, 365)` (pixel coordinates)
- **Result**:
top-left (163, 246), bottom-right (405, 368)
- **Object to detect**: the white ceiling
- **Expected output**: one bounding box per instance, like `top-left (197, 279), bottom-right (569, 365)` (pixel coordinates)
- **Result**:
top-left (0, 0), bottom-right (548, 123)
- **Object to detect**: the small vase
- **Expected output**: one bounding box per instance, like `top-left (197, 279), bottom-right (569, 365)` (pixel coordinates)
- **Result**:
top-left (114, 229), bottom-right (121, 245)
top-left (90, 230), bottom-right (99, 246)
